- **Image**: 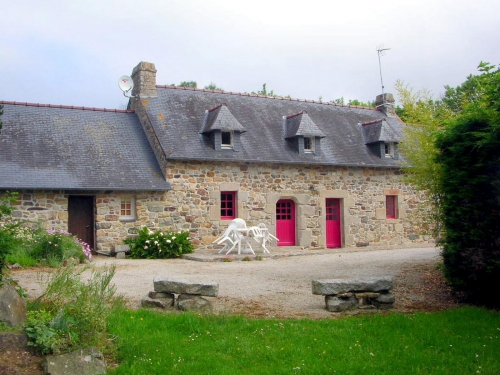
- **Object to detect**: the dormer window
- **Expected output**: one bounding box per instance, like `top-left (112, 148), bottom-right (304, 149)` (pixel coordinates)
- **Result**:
top-left (385, 142), bottom-right (395, 158)
top-left (200, 104), bottom-right (246, 151)
top-left (304, 137), bottom-right (315, 153)
top-left (221, 131), bottom-right (233, 149)
top-left (284, 111), bottom-right (325, 156)
top-left (361, 119), bottom-right (401, 160)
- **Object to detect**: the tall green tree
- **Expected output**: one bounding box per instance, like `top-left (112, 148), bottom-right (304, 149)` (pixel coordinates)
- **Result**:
top-left (435, 62), bottom-right (500, 306)
top-left (395, 80), bottom-right (455, 234)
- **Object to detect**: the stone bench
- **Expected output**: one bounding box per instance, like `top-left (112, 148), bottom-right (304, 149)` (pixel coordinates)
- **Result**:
top-left (141, 278), bottom-right (219, 313)
top-left (312, 277), bottom-right (395, 312)
top-left (113, 245), bottom-right (130, 259)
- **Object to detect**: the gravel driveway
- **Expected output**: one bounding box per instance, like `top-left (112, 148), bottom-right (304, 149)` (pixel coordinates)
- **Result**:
top-left (12, 246), bottom-right (455, 319)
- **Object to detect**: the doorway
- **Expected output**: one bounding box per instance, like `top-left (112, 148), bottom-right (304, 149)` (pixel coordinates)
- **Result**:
top-left (276, 199), bottom-right (296, 246)
top-left (68, 196), bottom-right (95, 250)
top-left (326, 198), bottom-right (342, 248)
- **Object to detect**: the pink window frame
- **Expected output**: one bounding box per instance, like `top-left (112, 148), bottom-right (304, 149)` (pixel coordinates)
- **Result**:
top-left (221, 191), bottom-right (236, 220)
top-left (386, 195), bottom-right (397, 219)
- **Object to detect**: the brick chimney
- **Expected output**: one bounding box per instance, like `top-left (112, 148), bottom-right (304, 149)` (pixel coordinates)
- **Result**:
top-left (131, 62), bottom-right (157, 99)
top-left (375, 93), bottom-right (396, 117)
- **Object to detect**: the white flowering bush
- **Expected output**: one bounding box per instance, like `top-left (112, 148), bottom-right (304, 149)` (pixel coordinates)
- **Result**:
top-left (124, 227), bottom-right (194, 259)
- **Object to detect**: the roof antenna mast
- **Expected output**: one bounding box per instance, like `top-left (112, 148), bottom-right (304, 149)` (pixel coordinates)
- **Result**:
top-left (376, 45), bottom-right (391, 95)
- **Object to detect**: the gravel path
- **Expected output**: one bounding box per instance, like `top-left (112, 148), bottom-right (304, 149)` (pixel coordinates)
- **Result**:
top-left (11, 246), bottom-right (453, 319)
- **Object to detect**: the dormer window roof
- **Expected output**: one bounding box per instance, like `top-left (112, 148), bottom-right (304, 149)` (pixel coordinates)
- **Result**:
top-left (284, 110), bottom-right (325, 139)
top-left (200, 103), bottom-right (245, 151)
top-left (284, 111), bottom-right (325, 156)
top-left (361, 118), bottom-right (401, 159)
top-left (200, 103), bottom-right (246, 134)
top-left (360, 118), bottom-right (400, 144)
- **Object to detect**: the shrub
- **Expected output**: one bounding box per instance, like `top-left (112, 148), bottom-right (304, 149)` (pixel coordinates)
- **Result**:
top-left (2, 223), bottom-right (39, 268)
top-left (28, 229), bottom-right (92, 266)
top-left (436, 110), bottom-right (500, 306)
top-left (25, 310), bottom-right (69, 355)
top-left (0, 191), bottom-right (19, 282)
top-left (124, 227), bottom-right (194, 259)
top-left (26, 263), bottom-right (122, 355)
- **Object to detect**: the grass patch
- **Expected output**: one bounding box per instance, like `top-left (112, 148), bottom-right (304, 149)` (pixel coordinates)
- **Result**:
top-left (107, 307), bottom-right (500, 374)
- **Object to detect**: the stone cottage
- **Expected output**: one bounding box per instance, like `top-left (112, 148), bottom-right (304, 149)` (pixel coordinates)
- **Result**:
top-left (0, 61), bottom-right (429, 254)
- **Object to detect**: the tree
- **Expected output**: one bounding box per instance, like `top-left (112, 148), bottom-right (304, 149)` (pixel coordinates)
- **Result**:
top-left (169, 81), bottom-right (198, 88)
top-left (435, 63), bottom-right (500, 306)
top-left (330, 97), bottom-right (345, 105)
top-left (0, 104), bottom-right (3, 131)
top-left (395, 80), bottom-right (455, 235)
top-left (397, 62), bottom-right (500, 306)
top-left (330, 97), bottom-right (375, 107)
top-left (178, 81), bottom-right (197, 88)
top-left (204, 82), bottom-right (224, 91)
top-left (252, 83), bottom-right (276, 97)
top-left (347, 99), bottom-right (375, 107)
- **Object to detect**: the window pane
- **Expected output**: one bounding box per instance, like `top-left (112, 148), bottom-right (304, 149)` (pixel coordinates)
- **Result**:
top-left (221, 132), bottom-right (232, 146)
top-left (386, 195), bottom-right (396, 219)
top-left (221, 191), bottom-right (236, 219)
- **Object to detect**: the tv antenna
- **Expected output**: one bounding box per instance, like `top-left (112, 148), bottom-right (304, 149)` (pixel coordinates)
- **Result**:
top-left (376, 45), bottom-right (391, 95)
top-left (118, 75), bottom-right (135, 98)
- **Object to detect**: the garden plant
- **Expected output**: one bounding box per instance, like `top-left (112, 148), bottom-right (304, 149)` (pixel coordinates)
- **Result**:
top-left (124, 226), bottom-right (194, 259)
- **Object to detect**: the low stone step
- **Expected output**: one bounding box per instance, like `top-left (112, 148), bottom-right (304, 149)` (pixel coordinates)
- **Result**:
top-left (154, 278), bottom-right (219, 297)
top-left (312, 276), bottom-right (393, 295)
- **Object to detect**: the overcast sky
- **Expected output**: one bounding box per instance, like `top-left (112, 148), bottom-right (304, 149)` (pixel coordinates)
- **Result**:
top-left (1, 0), bottom-right (499, 110)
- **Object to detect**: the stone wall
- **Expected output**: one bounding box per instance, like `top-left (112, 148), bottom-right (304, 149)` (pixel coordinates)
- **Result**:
top-left (0, 160), bottom-right (431, 253)
top-left (164, 160), bottom-right (432, 248)
top-left (3, 191), bottom-right (69, 231)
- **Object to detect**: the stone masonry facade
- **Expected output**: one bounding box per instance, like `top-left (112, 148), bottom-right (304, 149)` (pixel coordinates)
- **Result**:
top-left (2, 160), bottom-right (431, 253)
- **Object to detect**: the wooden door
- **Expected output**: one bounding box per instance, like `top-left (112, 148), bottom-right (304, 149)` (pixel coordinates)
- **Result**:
top-left (276, 199), bottom-right (296, 246)
top-left (68, 196), bottom-right (95, 250)
top-left (326, 198), bottom-right (342, 248)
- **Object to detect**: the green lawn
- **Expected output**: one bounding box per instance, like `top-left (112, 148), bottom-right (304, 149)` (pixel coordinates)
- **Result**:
top-left (107, 307), bottom-right (500, 375)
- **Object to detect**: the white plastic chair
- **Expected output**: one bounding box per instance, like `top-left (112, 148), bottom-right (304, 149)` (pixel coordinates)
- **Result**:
top-left (258, 223), bottom-right (279, 242)
top-left (215, 218), bottom-right (254, 254)
top-left (214, 222), bottom-right (240, 254)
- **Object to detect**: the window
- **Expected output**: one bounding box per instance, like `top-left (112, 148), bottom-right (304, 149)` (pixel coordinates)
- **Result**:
top-left (385, 142), bottom-right (394, 158)
top-left (304, 137), bottom-right (315, 153)
top-left (386, 195), bottom-right (397, 219)
top-left (120, 197), bottom-right (136, 221)
top-left (221, 191), bottom-right (236, 219)
top-left (221, 131), bottom-right (233, 149)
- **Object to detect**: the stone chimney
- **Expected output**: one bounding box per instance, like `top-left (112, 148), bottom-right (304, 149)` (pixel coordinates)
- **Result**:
top-left (375, 93), bottom-right (396, 117)
top-left (131, 61), bottom-right (157, 100)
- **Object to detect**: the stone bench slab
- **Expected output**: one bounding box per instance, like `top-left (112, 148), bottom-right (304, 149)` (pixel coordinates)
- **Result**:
top-left (154, 278), bottom-right (219, 297)
top-left (312, 276), bottom-right (393, 295)
top-left (114, 245), bottom-right (130, 253)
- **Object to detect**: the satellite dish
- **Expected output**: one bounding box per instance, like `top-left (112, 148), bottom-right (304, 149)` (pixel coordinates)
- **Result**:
top-left (118, 75), bottom-right (134, 96)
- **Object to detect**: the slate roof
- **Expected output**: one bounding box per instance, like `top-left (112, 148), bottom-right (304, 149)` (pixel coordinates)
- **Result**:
top-left (143, 87), bottom-right (405, 167)
top-left (0, 102), bottom-right (171, 191)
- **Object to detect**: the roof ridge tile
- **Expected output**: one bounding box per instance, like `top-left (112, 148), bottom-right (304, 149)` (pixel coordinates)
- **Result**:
top-left (0, 100), bottom-right (134, 113)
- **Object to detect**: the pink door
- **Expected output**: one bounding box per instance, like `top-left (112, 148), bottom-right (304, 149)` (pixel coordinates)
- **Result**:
top-left (326, 198), bottom-right (342, 248)
top-left (276, 199), bottom-right (296, 246)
